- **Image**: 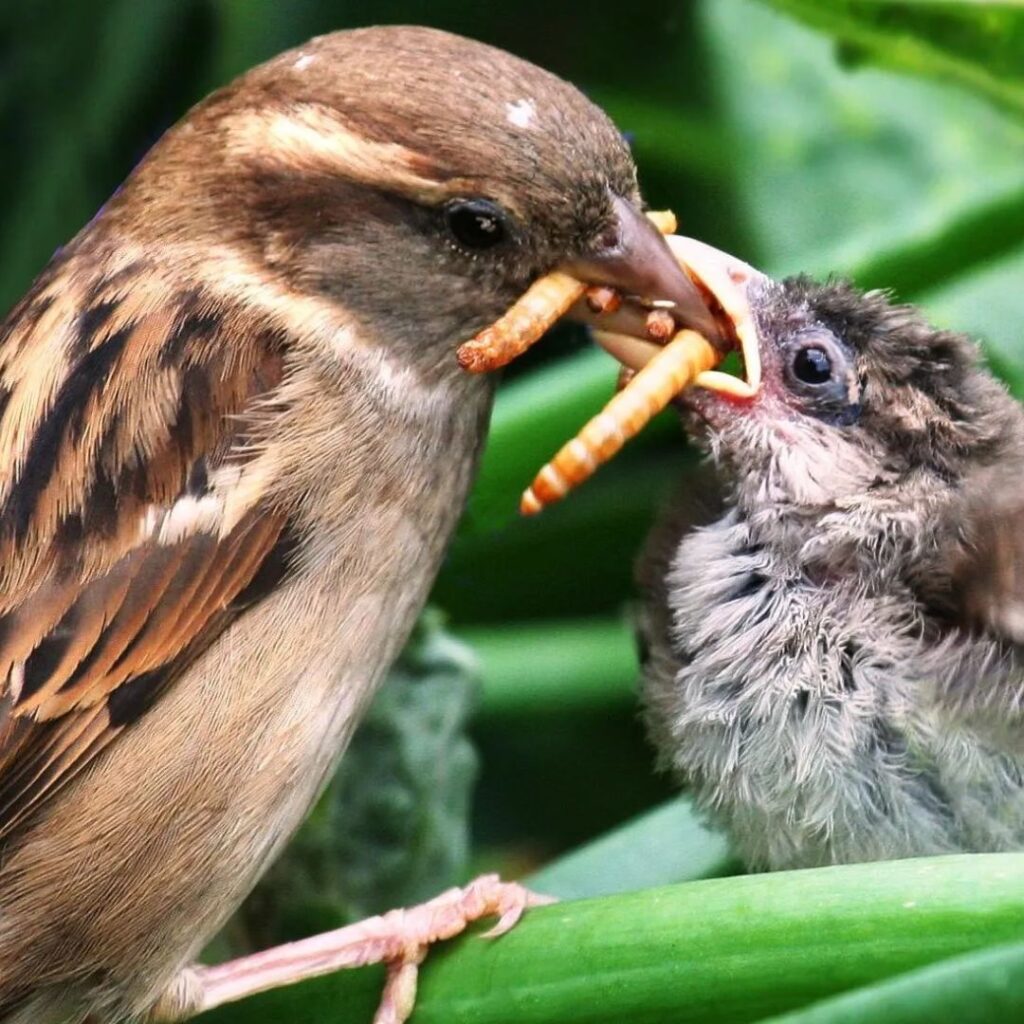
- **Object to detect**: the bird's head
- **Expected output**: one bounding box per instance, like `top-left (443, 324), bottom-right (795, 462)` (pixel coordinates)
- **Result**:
top-left (661, 240), bottom-right (1022, 563)
top-left (98, 26), bottom-right (709, 379)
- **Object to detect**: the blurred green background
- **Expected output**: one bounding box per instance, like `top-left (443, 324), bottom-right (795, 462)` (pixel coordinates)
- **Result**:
top-left (3, 2), bottom-right (1024, 1020)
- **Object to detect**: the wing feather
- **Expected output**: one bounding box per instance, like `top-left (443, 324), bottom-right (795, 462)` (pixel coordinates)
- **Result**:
top-left (0, 247), bottom-right (294, 843)
top-left (951, 468), bottom-right (1024, 645)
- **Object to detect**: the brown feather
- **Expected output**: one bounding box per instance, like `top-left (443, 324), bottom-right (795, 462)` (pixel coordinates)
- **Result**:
top-left (951, 468), bottom-right (1024, 644)
top-left (0, 245), bottom-right (292, 844)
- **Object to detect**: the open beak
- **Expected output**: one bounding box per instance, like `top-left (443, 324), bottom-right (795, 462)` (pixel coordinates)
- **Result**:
top-left (570, 227), bottom-right (765, 399)
top-left (561, 196), bottom-right (722, 343)
top-left (454, 203), bottom-right (770, 514)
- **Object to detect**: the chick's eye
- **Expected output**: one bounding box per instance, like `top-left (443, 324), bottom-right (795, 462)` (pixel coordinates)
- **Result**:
top-left (792, 345), bottom-right (833, 385)
top-left (445, 199), bottom-right (509, 250)
top-left (783, 330), bottom-right (861, 425)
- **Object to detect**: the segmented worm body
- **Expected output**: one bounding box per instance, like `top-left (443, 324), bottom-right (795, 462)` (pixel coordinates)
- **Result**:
top-left (455, 210), bottom-right (678, 373)
top-left (453, 207), bottom-right (736, 515)
top-left (585, 286), bottom-right (623, 315)
top-left (520, 330), bottom-right (718, 514)
top-left (456, 272), bottom-right (585, 373)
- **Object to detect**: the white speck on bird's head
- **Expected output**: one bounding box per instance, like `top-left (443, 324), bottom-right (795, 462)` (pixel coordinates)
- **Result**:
top-left (505, 98), bottom-right (537, 129)
top-left (294, 53), bottom-right (315, 71)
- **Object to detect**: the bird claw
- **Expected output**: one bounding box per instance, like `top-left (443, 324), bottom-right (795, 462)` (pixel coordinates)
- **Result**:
top-left (370, 875), bottom-right (553, 1023)
top-left (180, 874), bottom-right (553, 1024)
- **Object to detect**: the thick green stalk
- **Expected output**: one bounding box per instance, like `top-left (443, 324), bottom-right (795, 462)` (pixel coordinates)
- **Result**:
top-left (462, 618), bottom-right (638, 715)
top-left (198, 854), bottom-right (1024, 1024)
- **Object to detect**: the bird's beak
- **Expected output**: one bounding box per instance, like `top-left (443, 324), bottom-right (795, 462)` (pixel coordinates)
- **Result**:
top-left (512, 236), bottom-right (769, 515)
top-left (571, 229), bottom-right (766, 398)
top-left (455, 207), bottom-right (771, 514)
top-left (456, 203), bottom-right (764, 401)
top-left (561, 195), bottom-right (721, 342)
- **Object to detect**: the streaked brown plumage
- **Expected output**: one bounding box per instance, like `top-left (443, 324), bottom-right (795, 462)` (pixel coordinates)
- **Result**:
top-left (0, 26), bottom-right (712, 1023)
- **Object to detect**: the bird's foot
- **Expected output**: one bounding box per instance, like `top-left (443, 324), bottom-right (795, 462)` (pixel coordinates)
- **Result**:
top-left (148, 874), bottom-right (553, 1024)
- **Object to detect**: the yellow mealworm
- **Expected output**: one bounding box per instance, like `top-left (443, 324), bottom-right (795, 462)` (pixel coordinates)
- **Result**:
top-left (585, 285), bottom-right (623, 315)
top-left (644, 309), bottom-right (675, 343)
top-left (456, 272), bottom-right (585, 373)
top-left (456, 209), bottom-right (678, 374)
top-left (520, 330), bottom-right (718, 515)
top-left (645, 209), bottom-right (678, 235)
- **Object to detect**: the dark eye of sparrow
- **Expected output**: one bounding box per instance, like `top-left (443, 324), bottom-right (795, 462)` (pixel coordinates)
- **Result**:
top-left (792, 346), bottom-right (833, 385)
top-left (445, 199), bottom-right (510, 250)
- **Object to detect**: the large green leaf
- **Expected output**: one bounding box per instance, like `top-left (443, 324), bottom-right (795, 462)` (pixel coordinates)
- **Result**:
top-left (758, 941), bottom-right (1024, 1024)
top-left (704, 0), bottom-right (1024, 296)
top-left (756, 1), bottom-right (1024, 120)
top-left (528, 797), bottom-right (737, 898)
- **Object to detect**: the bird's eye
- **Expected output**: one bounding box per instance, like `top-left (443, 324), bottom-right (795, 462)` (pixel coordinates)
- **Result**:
top-left (783, 329), bottom-right (861, 425)
top-left (445, 199), bottom-right (510, 250)
top-left (792, 346), bottom-right (833, 385)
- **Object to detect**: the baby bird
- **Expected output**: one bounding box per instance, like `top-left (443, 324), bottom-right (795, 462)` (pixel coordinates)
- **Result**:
top-left (638, 248), bottom-right (1024, 871)
top-left (0, 26), bottom-right (709, 1023)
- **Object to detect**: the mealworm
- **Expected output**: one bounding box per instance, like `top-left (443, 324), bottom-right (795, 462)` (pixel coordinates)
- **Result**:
top-left (455, 210), bottom-right (678, 374)
top-left (520, 329), bottom-right (718, 515)
top-left (644, 309), bottom-right (675, 343)
top-left (585, 286), bottom-right (623, 315)
top-left (456, 271), bottom-right (585, 373)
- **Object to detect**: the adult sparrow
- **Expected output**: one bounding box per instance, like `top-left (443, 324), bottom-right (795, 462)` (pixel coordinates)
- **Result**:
top-left (0, 25), bottom-right (713, 1023)
top-left (637, 243), bottom-right (1024, 871)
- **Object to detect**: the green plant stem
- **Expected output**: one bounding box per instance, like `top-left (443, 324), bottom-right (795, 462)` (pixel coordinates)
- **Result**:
top-left (463, 349), bottom-right (676, 535)
top-left (528, 797), bottom-right (737, 898)
top-left (463, 618), bottom-right (637, 715)
top-left (198, 854), bottom-right (1024, 1024)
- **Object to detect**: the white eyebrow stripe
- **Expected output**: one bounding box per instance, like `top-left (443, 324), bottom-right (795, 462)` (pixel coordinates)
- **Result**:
top-left (220, 105), bottom-right (455, 201)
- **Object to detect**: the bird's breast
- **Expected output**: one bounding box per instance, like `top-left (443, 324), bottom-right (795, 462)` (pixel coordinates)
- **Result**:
top-left (0, 358), bottom-right (493, 1013)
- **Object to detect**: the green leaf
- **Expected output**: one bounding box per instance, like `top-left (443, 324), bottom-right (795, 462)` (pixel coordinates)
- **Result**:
top-left (755, 1), bottom-right (1024, 120)
top-left (198, 854), bottom-right (1024, 1024)
top-left (700, 0), bottom-right (1024, 437)
top-left (463, 617), bottom-right (638, 715)
top-left (757, 941), bottom-right (1024, 1024)
top-left (439, 446), bottom-right (689, 622)
top-left (704, 0), bottom-right (1024, 295)
top-left (528, 797), bottom-right (737, 899)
